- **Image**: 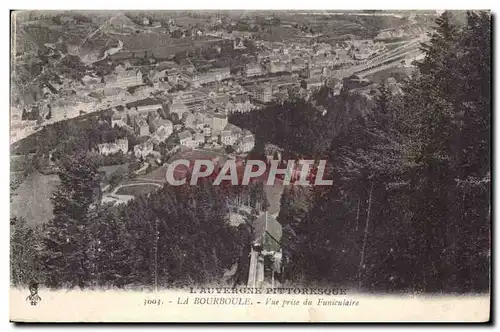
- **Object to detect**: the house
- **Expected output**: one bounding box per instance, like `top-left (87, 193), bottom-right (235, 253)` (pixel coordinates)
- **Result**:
top-left (264, 143), bottom-right (283, 163)
top-left (111, 113), bottom-right (127, 128)
top-left (236, 130), bottom-right (255, 153)
top-left (178, 130), bottom-right (194, 148)
top-left (221, 130), bottom-right (235, 146)
top-left (98, 138), bottom-right (129, 156)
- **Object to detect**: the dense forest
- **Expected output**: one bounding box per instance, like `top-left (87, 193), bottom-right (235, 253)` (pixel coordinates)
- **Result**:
top-left (11, 152), bottom-right (263, 289)
top-left (11, 12), bottom-right (490, 293)
top-left (277, 11), bottom-right (491, 293)
top-left (229, 89), bottom-right (373, 159)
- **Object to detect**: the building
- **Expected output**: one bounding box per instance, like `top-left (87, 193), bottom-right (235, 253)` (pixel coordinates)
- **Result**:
top-left (220, 130), bottom-right (235, 146)
top-left (126, 98), bottom-right (163, 114)
top-left (148, 111), bottom-right (161, 131)
top-left (176, 89), bottom-right (210, 111)
top-left (254, 84), bottom-right (273, 104)
top-left (291, 58), bottom-right (306, 72)
top-left (266, 62), bottom-right (287, 74)
top-left (211, 131), bottom-right (221, 144)
top-left (82, 75), bottom-right (103, 89)
top-left (193, 133), bottom-right (205, 147)
top-left (236, 130), bottom-right (255, 153)
top-left (98, 138), bottom-right (129, 156)
top-left (234, 37), bottom-right (246, 50)
top-left (182, 112), bottom-right (196, 129)
top-left (111, 113), bottom-right (127, 128)
top-left (306, 65), bottom-right (324, 79)
top-left (192, 67), bottom-right (231, 86)
top-left (168, 99), bottom-right (188, 118)
top-left (154, 123), bottom-right (173, 142)
top-left (158, 119), bottom-right (173, 133)
top-left (202, 125), bottom-right (212, 137)
top-left (178, 130), bottom-right (194, 148)
top-left (134, 117), bottom-right (150, 136)
top-left (104, 70), bottom-right (143, 89)
top-left (305, 78), bottom-right (324, 90)
top-left (151, 118), bottom-right (173, 139)
top-left (134, 141), bottom-right (154, 159)
top-left (227, 100), bottom-right (255, 114)
top-left (245, 63), bottom-right (263, 77)
top-left (211, 112), bottom-right (228, 132)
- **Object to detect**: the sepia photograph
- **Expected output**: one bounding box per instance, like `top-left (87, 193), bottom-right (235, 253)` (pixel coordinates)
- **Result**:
top-left (9, 8), bottom-right (491, 323)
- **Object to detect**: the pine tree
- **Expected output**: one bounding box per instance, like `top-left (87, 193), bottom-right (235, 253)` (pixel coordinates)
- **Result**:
top-left (10, 216), bottom-right (41, 286)
top-left (39, 153), bottom-right (101, 289)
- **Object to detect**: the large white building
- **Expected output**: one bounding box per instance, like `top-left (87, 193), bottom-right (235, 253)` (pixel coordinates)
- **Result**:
top-left (236, 131), bottom-right (255, 153)
top-left (105, 70), bottom-right (143, 89)
top-left (211, 112), bottom-right (228, 132)
top-left (192, 67), bottom-right (231, 86)
top-left (98, 138), bottom-right (129, 156)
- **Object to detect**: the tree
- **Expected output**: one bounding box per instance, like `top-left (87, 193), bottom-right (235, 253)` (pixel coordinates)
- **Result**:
top-left (283, 11), bottom-right (491, 293)
top-left (11, 217), bottom-right (41, 286)
top-left (39, 153), bottom-right (101, 289)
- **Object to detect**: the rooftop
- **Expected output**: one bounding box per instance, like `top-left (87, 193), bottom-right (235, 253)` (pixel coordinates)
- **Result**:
top-left (126, 98), bottom-right (163, 109)
top-left (178, 130), bottom-right (192, 140)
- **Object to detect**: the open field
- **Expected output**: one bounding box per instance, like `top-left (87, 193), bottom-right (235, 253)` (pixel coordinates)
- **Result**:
top-left (10, 171), bottom-right (60, 227)
top-left (114, 183), bottom-right (162, 196)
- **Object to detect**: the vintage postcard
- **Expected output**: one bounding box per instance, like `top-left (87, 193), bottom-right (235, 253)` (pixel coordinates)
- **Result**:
top-left (10, 9), bottom-right (491, 322)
